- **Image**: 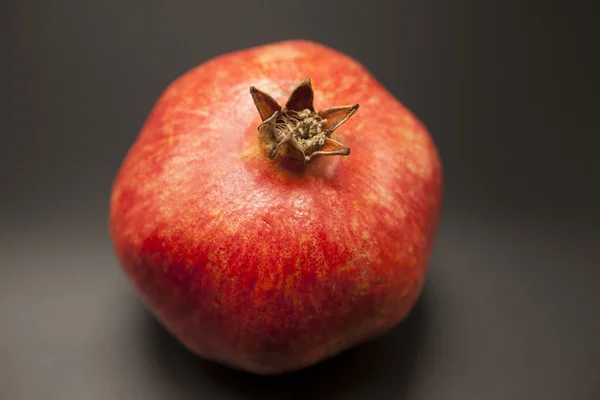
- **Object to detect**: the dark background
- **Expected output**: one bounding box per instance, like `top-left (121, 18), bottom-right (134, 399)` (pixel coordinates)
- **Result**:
top-left (1, 1), bottom-right (599, 399)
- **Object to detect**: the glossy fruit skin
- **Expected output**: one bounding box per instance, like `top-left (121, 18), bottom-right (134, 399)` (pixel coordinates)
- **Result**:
top-left (110, 40), bottom-right (442, 374)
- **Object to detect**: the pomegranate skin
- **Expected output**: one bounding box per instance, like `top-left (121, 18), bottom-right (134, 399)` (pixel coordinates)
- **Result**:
top-left (110, 40), bottom-right (442, 374)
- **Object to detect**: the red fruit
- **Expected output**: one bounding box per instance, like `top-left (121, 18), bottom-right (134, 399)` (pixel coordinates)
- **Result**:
top-left (110, 40), bottom-right (442, 375)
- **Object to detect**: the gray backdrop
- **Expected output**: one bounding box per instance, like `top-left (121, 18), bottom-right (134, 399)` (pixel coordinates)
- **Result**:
top-left (1, 1), bottom-right (599, 399)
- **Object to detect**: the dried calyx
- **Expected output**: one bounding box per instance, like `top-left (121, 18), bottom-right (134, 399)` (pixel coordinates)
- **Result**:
top-left (250, 78), bottom-right (359, 165)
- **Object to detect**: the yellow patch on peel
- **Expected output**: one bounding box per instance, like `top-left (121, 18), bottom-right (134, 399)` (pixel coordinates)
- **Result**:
top-left (403, 114), bottom-right (416, 124)
top-left (394, 207), bottom-right (407, 220)
top-left (366, 97), bottom-right (380, 105)
top-left (364, 192), bottom-right (378, 202)
top-left (216, 70), bottom-right (229, 79)
top-left (254, 45), bottom-right (302, 64)
top-left (239, 138), bottom-right (264, 161)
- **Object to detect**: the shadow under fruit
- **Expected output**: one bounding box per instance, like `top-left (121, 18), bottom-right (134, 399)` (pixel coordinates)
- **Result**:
top-left (109, 39), bottom-right (442, 375)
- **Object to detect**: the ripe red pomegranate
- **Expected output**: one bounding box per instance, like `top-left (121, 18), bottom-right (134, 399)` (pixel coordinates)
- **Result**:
top-left (110, 40), bottom-right (442, 375)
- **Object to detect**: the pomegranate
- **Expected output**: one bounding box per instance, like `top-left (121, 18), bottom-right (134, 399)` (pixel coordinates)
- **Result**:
top-left (110, 40), bottom-right (442, 374)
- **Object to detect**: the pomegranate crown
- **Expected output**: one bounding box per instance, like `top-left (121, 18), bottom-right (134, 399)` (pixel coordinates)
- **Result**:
top-left (250, 78), bottom-right (359, 165)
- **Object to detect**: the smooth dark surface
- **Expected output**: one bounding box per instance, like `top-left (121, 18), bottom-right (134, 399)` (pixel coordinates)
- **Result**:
top-left (1, 1), bottom-right (599, 399)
